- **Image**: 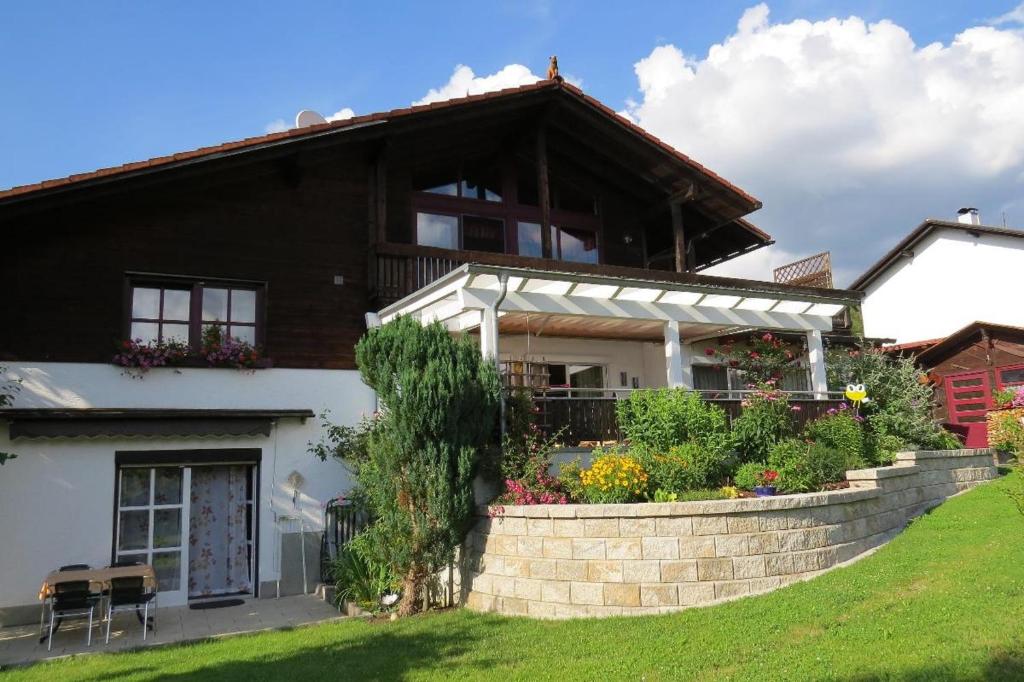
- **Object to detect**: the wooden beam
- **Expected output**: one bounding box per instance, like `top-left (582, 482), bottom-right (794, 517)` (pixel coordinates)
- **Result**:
top-left (671, 201), bottom-right (686, 272)
top-left (537, 124), bottom-right (553, 259)
top-left (375, 144), bottom-right (388, 244)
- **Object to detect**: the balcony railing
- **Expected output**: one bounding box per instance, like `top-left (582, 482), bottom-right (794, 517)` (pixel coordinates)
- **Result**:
top-left (531, 388), bottom-right (848, 446)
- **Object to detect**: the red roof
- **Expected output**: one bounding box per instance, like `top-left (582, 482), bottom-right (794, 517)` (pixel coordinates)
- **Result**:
top-left (0, 79), bottom-right (763, 218)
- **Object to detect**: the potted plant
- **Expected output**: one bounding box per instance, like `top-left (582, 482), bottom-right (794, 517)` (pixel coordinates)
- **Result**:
top-left (754, 469), bottom-right (779, 497)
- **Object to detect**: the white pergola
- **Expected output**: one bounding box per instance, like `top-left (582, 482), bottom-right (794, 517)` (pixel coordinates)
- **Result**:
top-left (373, 264), bottom-right (858, 398)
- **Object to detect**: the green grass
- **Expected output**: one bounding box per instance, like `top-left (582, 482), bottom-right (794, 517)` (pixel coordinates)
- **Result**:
top-left (6, 472), bottom-right (1024, 681)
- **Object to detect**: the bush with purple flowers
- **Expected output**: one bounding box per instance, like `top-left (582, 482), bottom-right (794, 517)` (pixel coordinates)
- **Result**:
top-left (201, 325), bottom-right (264, 369)
top-left (113, 338), bottom-right (190, 377)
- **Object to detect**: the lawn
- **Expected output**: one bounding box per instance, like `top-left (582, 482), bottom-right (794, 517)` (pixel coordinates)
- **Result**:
top-left (6, 472), bottom-right (1024, 681)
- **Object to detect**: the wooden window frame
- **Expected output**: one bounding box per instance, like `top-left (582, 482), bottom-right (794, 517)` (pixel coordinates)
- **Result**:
top-left (124, 273), bottom-right (267, 350)
top-left (996, 363), bottom-right (1024, 390)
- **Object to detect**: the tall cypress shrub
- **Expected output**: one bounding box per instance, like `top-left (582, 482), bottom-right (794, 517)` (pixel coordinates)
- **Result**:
top-left (355, 316), bottom-right (500, 615)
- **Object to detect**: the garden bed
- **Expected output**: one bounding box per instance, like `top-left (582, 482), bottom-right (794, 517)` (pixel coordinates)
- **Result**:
top-left (464, 449), bottom-right (996, 619)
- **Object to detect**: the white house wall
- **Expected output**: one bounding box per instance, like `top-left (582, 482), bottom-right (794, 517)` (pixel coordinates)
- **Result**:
top-left (861, 228), bottom-right (1024, 343)
top-left (0, 363), bottom-right (374, 617)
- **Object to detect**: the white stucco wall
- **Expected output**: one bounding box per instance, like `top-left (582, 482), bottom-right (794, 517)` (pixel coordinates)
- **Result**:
top-left (498, 335), bottom-right (668, 391)
top-left (0, 363), bottom-right (374, 612)
top-left (861, 228), bottom-right (1024, 343)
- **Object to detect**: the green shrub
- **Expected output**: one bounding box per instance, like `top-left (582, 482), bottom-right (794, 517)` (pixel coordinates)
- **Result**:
top-left (731, 386), bottom-right (794, 462)
top-left (676, 488), bottom-right (729, 501)
top-left (652, 488), bottom-right (678, 502)
top-left (331, 532), bottom-right (400, 611)
top-left (803, 411), bottom-right (867, 467)
top-left (638, 442), bottom-right (731, 495)
top-left (616, 388), bottom-right (730, 454)
top-left (734, 461), bottom-right (769, 490)
top-left (865, 432), bottom-right (907, 466)
top-left (557, 458), bottom-right (586, 502)
top-left (577, 451), bottom-right (649, 503)
top-left (768, 439), bottom-right (857, 493)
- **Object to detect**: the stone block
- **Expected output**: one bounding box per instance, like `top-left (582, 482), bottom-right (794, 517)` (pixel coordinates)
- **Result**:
top-left (697, 558), bottom-right (734, 581)
top-left (693, 516), bottom-right (729, 535)
top-left (552, 519), bottom-right (585, 538)
top-left (529, 559), bottom-right (557, 579)
top-left (604, 583), bottom-right (640, 607)
top-left (622, 560), bottom-right (661, 583)
top-left (517, 536), bottom-right (544, 558)
top-left (570, 581), bottom-right (604, 605)
top-left (655, 517), bottom-right (694, 536)
top-left (778, 527), bottom-right (828, 552)
top-left (491, 575), bottom-right (517, 597)
top-left (715, 534), bottom-right (749, 557)
top-left (527, 600), bottom-right (557, 619)
top-left (489, 535), bottom-right (519, 556)
top-left (748, 576), bottom-right (783, 593)
top-left (527, 519), bottom-right (554, 536)
top-left (642, 536), bottom-right (680, 559)
top-left (499, 517), bottom-right (528, 535)
top-left (606, 538), bottom-right (642, 560)
top-left (791, 551), bottom-right (820, 573)
top-left (515, 578), bottom-right (543, 601)
top-left (715, 580), bottom-right (751, 600)
top-left (556, 559), bottom-right (589, 581)
top-left (764, 554), bottom-right (794, 576)
top-left (619, 517), bottom-right (657, 537)
top-left (679, 536), bottom-right (717, 558)
top-left (660, 559), bottom-right (697, 582)
top-left (504, 557), bottom-right (531, 577)
top-left (640, 584), bottom-right (678, 607)
top-left (540, 580), bottom-right (571, 604)
top-left (759, 513), bottom-right (789, 531)
top-left (542, 537), bottom-right (573, 559)
top-left (572, 538), bottom-right (606, 559)
top-left (584, 518), bottom-right (621, 537)
top-left (732, 555), bottom-right (766, 579)
top-left (678, 582), bottom-right (716, 605)
top-left (747, 532), bottom-right (780, 555)
top-left (554, 603), bottom-right (590, 618)
top-left (587, 560), bottom-right (624, 582)
top-left (727, 514), bottom-right (760, 534)
top-left (815, 547), bottom-right (839, 570)
top-left (466, 591), bottom-right (496, 611)
top-left (502, 597), bottom-right (529, 616)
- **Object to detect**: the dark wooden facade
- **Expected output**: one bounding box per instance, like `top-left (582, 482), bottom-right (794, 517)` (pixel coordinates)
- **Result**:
top-left (0, 81), bottom-right (777, 371)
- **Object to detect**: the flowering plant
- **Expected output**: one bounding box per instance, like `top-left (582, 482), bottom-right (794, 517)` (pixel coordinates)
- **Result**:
top-left (113, 338), bottom-right (190, 377)
top-left (201, 325), bottom-right (264, 369)
top-left (756, 469), bottom-right (779, 487)
top-left (712, 332), bottom-right (802, 385)
top-left (994, 386), bottom-right (1024, 409)
top-left (578, 453), bottom-right (649, 503)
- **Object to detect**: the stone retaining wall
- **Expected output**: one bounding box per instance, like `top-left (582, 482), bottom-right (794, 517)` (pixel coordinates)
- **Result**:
top-left (462, 449), bottom-right (996, 619)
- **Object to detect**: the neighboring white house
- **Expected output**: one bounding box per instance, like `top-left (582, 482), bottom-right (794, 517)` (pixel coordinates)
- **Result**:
top-left (851, 209), bottom-right (1024, 344)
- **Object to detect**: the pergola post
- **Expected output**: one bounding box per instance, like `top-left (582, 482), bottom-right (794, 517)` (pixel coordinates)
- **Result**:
top-left (806, 329), bottom-right (828, 399)
top-left (664, 320), bottom-right (688, 388)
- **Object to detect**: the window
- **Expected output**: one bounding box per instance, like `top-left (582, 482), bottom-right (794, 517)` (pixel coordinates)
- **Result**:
top-left (416, 213), bottom-right (505, 253)
top-left (130, 286), bottom-right (191, 344)
top-left (998, 365), bottom-right (1024, 389)
top-left (416, 213), bottom-right (459, 249)
top-left (517, 222), bottom-right (598, 263)
top-left (544, 363), bottom-right (604, 396)
top-left (413, 160), bottom-right (501, 202)
top-left (462, 215), bottom-right (505, 252)
top-left (127, 277), bottom-right (263, 347)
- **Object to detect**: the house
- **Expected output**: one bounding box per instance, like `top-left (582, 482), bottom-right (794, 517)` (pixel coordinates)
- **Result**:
top-left (0, 78), bottom-right (858, 625)
top-left (886, 321), bottom-right (1024, 447)
top-left (851, 209), bottom-right (1024, 344)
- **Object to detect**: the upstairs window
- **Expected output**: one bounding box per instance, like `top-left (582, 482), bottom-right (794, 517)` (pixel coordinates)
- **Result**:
top-left (127, 277), bottom-right (263, 347)
top-left (412, 160), bottom-right (502, 203)
top-left (517, 222), bottom-right (598, 263)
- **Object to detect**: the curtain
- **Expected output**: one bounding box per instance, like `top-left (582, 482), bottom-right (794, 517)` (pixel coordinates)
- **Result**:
top-left (188, 466), bottom-right (251, 598)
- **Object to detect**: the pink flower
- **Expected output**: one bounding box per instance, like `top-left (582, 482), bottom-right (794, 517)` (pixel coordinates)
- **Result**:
top-left (704, 348), bottom-right (715, 356)
top-left (790, 405), bottom-right (802, 412)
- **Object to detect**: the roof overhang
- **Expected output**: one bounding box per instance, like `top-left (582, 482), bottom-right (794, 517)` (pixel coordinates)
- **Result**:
top-left (0, 408), bottom-right (315, 440)
top-left (378, 264), bottom-right (857, 340)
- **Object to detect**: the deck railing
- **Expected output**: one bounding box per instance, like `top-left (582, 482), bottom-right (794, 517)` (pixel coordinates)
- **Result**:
top-left (532, 389), bottom-right (848, 446)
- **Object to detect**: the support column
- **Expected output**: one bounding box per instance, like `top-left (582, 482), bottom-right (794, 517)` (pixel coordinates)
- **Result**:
top-left (806, 329), bottom-right (828, 399)
top-left (664, 320), bottom-right (685, 388)
top-left (671, 201), bottom-right (686, 273)
top-left (481, 306), bottom-right (500, 365)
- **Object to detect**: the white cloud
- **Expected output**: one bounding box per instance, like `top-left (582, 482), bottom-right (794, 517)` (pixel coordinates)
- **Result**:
top-left (264, 106), bottom-right (356, 134)
top-left (326, 107), bottom-right (355, 122)
top-left (413, 64), bottom-right (543, 105)
top-left (628, 4), bottom-right (1024, 284)
top-left (990, 2), bottom-right (1024, 25)
top-left (264, 119), bottom-right (289, 134)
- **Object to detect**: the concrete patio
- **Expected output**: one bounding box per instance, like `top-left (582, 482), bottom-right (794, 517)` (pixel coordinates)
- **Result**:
top-left (0, 595), bottom-right (345, 668)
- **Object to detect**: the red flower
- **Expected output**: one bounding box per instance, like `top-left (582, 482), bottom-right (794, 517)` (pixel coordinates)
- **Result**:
top-left (762, 333), bottom-right (773, 342)
top-left (704, 348), bottom-right (715, 356)
top-left (749, 351), bottom-right (760, 359)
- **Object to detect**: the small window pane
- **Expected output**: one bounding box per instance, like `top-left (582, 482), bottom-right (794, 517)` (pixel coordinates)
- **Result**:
top-left (153, 509), bottom-right (182, 548)
top-left (559, 227), bottom-right (599, 264)
top-left (131, 288), bottom-right (161, 319)
top-left (162, 323), bottom-right (189, 344)
top-left (203, 288), bottom-right (229, 321)
top-left (130, 322), bottom-right (159, 345)
top-left (154, 468), bottom-right (182, 505)
top-left (230, 326), bottom-right (256, 345)
top-left (1000, 367), bottom-right (1024, 386)
top-left (517, 221), bottom-right (553, 258)
top-left (412, 167), bottom-right (458, 196)
top-left (231, 289), bottom-right (256, 323)
top-left (462, 162), bottom-right (502, 202)
top-left (416, 213), bottom-right (459, 250)
top-left (463, 216), bottom-right (504, 253)
top-left (118, 510), bottom-right (150, 551)
top-left (120, 469), bottom-right (151, 507)
top-left (162, 289), bottom-right (191, 321)
top-left (152, 551), bottom-right (181, 591)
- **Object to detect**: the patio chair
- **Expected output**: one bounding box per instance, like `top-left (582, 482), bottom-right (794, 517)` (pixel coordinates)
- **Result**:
top-left (58, 564), bottom-right (91, 571)
top-left (45, 580), bottom-right (100, 651)
top-left (104, 576), bottom-right (156, 644)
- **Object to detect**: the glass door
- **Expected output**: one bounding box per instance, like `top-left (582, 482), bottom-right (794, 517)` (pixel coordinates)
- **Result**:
top-left (115, 466), bottom-right (191, 606)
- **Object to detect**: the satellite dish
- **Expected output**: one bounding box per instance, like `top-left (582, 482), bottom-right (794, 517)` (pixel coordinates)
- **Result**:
top-left (295, 109), bottom-right (327, 128)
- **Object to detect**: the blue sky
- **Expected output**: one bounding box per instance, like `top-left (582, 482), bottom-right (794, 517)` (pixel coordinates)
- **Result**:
top-left (2, 1), bottom-right (1022, 280)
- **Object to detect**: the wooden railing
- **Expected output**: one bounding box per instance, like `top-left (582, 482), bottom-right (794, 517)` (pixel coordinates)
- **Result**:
top-left (533, 393), bottom-right (848, 446)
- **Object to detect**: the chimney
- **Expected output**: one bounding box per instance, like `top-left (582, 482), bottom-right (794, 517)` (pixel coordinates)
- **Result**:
top-left (957, 207), bottom-right (980, 225)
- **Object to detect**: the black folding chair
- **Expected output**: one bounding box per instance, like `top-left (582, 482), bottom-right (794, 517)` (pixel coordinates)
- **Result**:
top-left (44, 581), bottom-right (99, 651)
top-left (105, 576), bottom-right (156, 644)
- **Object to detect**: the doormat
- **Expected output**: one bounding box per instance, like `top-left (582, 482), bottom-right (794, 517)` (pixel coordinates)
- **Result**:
top-left (189, 598), bottom-right (246, 610)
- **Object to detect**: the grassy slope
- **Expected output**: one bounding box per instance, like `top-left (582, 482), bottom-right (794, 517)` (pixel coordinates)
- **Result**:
top-left (6, 472), bottom-right (1024, 682)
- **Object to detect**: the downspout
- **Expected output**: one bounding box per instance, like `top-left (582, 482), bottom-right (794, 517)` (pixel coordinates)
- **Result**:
top-left (492, 272), bottom-right (510, 439)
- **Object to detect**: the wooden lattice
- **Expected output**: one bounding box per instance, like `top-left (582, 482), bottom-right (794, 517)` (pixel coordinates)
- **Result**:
top-left (773, 251), bottom-right (833, 289)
